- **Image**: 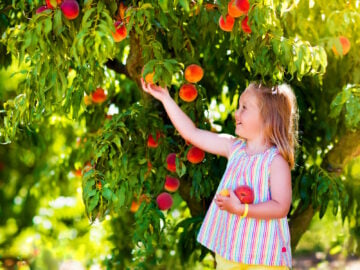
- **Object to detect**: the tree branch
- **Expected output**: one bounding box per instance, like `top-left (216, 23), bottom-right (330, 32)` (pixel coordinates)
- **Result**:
top-left (105, 58), bottom-right (131, 78)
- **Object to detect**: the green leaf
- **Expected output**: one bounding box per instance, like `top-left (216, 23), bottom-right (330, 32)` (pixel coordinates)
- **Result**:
top-left (88, 192), bottom-right (100, 212)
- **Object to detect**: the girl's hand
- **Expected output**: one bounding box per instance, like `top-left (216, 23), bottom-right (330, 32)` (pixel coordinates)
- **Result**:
top-left (140, 77), bottom-right (170, 102)
top-left (214, 190), bottom-right (242, 215)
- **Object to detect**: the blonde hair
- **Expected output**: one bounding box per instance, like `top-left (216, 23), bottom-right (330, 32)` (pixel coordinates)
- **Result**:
top-left (246, 82), bottom-right (299, 170)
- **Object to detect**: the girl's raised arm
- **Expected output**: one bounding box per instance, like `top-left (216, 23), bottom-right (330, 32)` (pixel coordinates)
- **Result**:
top-left (141, 78), bottom-right (235, 158)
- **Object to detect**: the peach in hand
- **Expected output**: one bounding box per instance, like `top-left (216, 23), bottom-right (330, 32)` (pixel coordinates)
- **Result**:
top-left (219, 189), bottom-right (230, 197)
top-left (234, 185), bottom-right (254, 204)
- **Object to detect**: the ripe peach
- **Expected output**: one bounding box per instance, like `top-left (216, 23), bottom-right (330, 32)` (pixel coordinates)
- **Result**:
top-left (235, 0), bottom-right (250, 14)
top-left (228, 0), bottom-right (244, 18)
top-left (187, 146), bottom-right (205, 164)
top-left (332, 36), bottom-right (351, 56)
top-left (205, 3), bottom-right (218, 10)
top-left (84, 95), bottom-right (92, 105)
top-left (219, 14), bottom-right (235, 32)
top-left (96, 181), bottom-right (102, 190)
top-left (241, 16), bottom-right (251, 34)
top-left (234, 185), bottom-right (254, 204)
top-left (179, 83), bottom-right (198, 102)
top-left (73, 168), bottom-right (82, 177)
top-left (156, 192), bottom-right (173, 210)
top-left (91, 88), bottom-right (107, 103)
top-left (184, 64), bottom-right (204, 83)
top-left (60, 0), bottom-right (79, 20)
top-left (164, 176), bottom-right (180, 192)
top-left (112, 21), bottom-right (127, 42)
top-left (219, 189), bottom-right (230, 197)
top-left (166, 153), bottom-right (177, 172)
top-left (147, 131), bottom-right (161, 148)
top-left (36, 6), bottom-right (50, 13)
top-left (46, 0), bottom-right (62, 9)
top-left (130, 201), bottom-right (140, 212)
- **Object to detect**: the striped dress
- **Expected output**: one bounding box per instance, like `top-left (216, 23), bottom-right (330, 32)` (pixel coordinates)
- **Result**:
top-left (196, 138), bottom-right (292, 267)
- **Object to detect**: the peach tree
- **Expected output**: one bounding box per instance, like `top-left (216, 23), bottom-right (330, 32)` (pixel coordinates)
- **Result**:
top-left (1, 0), bottom-right (360, 267)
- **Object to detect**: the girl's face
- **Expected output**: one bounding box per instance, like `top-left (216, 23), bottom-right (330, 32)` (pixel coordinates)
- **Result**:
top-left (234, 89), bottom-right (264, 139)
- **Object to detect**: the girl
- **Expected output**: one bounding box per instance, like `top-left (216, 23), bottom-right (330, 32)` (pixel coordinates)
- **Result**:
top-left (141, 79), bottom-right (298, 270)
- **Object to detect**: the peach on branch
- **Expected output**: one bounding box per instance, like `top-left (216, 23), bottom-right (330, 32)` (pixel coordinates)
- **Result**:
top-left (46, 0), bottom-right (62, 9)
top-left (332, 36), bottom-right (351, 56)
top-left (219, 14), bottom-right (235, 32)
top-left (179, 83), bottom-right (198, 102)
top-left (156, 192), bottom-right (173, 210)
top-left (166, 153), bottom-right (177, 172)
top-left (228, 0), bottom-right (244, 18)
top-left (36, 6), bottom-right (50, 13)
top-left (184, 64), bottom-right (204, 83)
top-left (130, 201), bottom-right (140, 212)
top-left (112, 21), bottom-right (127, 42)
top-left (241, 16), bottom-right (251, 34)
top-left (91, 88), bottom-right (107, 104)
top-left (235, 0), bottom-right (250, 14)
top-left (187, 146), bottom-right (205, 164)
top-left (60, 0), bottom-right (79, 20)
top-left (164, 176), bottom-right (180, 192)
top-left (147, 131), bottom-right (161, 148)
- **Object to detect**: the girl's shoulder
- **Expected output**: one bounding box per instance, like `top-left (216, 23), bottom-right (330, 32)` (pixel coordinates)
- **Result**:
top-left (228, 137), bottom-right (246, 156)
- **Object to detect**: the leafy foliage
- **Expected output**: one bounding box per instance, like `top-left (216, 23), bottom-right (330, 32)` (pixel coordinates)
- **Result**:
top-left (0, 0), bottom-right (360, 268)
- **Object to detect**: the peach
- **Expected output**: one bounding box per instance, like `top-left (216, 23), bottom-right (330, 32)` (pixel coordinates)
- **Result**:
top-left (46, 0), bottom-right (62, 9)
top-left (234, 185), bottom-right (254, 204)
top-left (91, 87), bottom-right (107, 103)
top-left (235, 0), bottom-right (250, 14)
top-left (184, 64), bottom-right (204, 83)
top-left (166, 153), bottom-right (177, 172)
top-left (187, 146), bottom-right (205, 164)
top-left (219, 189), bottom-right (230, 197)
top-left (112, 21), bottom-right (127, 42)
top-left (60, 0), bottom-right (79, 20)
top-left (219, 14), bottom-right (235, 32)
top-left (205, 3), bottom-right (218, 10)
top-left (105, 114), bottom-right (112, 120)
top-left (164, 176), bottom-right (180, 192)
top-left (332, 36), bottom-right (351, 56)
top-left (73, 168), bottom-right (82, 177)
top-left (36, 6), bottom-right (50, 13)
top-left (96, 181), bottom-right (102, 190)
top-left (179, 83), bottom-right (198, 102)
top-left (147, 131), bottom-right (161, 148)
top-left (228, 0), bottom-right (244, 18)
top-left (130, 201), bottom-right (140, 212)
top-left (84, 95), bottom-right (92, 105)
top-left (83, 161), bottom-right (93, 173)
top-left (241, 16), bottom-right (251, 34)
top-left (156, 192), bottom-right (173, 210)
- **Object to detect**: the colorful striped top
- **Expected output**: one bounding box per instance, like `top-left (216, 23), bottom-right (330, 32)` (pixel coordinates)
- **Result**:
top-left (196, 138), bottom-right (292, 267)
